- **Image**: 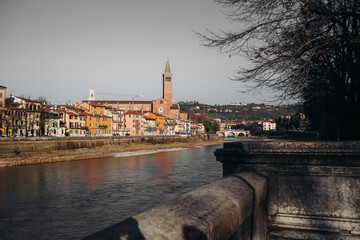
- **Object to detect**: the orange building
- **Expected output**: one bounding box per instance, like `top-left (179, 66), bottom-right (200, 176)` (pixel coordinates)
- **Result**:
top-left (146, 112), bottom-right (167, 135)
top-left (85, 113), bottom-right (112, 136)
top-left (77, 102), bottom-right (112, 136)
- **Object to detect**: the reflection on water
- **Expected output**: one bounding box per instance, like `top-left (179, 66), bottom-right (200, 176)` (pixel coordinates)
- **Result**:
top-left (0, 144), bottom-right (223, 240)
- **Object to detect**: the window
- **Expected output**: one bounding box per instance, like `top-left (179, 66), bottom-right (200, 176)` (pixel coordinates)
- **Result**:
top-left (134, 107), bottom-right (137, 110)
top-left (90, 123), bottom-right (93, 127)
top-left (146, 107), bottom-right (149, 110)
top-left (165, 77), bottom-right (171, 82)
top-left (158, 107), bottom-right (163, 114)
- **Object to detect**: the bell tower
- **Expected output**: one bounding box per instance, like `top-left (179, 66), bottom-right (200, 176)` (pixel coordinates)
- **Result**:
top-left (89, 89), bottom-right (96, 101)
top-left (162, 59), bottom-right (172, 104)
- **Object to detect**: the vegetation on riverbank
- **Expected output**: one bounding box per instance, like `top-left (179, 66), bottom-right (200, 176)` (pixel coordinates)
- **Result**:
top-left (0, 139), bottom-right (225, 167)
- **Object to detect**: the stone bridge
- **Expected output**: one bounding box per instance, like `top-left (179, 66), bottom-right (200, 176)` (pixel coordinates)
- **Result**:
top-left (216, 130), bottom-right (251, 137)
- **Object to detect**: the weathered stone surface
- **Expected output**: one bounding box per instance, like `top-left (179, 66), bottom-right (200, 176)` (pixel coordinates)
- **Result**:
top-left (215, 141), bottom-right (360, 239)
top-left (83, 173), bottom-right (267, 240)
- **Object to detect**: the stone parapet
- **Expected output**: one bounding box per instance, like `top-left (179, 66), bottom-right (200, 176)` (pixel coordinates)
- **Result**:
top-left (83, 173), bottom-right (267, 240)
top-left (215, 141), bottom-right (360, 239)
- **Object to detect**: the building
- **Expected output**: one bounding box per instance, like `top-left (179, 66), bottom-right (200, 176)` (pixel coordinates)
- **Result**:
top-left (262, 120), bottom-right (276, 131)
top-left (42, 109), bottom-right (66, 137)
top-left (125, 111), bottom-right (144, 136)
top-left (0, 107), bottom-right (26, 137)
top-left (82, 59), bottom-right (187, 120)
top-left (7, 96), bottom-right (42, 136)
top-left (146, 112), bottom-right (167, 135)
top-left (143, 116), bottom-right (157, 136)
top-left (0, 85), bottom-right (6, 107)
top-left (106, 107), bottom-right (125, 136)
top-left (84, 112), bottom-right (112, 136)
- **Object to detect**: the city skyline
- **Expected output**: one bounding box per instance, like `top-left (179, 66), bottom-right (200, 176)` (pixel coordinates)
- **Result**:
top-left (0, 0), bottom-right (278, 105)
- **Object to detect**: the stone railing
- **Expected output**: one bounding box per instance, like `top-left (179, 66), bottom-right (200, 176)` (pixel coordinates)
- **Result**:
top-left (83, 140), bottom-right (360, 239)
top-left (83, 173), bottom-right (267, 240)
top-left (215, 141), bottom-right (360, 239)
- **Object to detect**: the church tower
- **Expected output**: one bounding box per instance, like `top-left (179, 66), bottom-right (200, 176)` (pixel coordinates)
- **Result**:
top-left (162, 59), bottom-right (172, 104)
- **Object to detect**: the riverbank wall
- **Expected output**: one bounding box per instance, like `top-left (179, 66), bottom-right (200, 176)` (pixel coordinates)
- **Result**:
top-left (0, 134), bottom-right (218, 154)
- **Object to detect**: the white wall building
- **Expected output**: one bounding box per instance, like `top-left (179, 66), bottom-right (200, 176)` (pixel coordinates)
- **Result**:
top-left (262, 121), bottom-right (276, 131)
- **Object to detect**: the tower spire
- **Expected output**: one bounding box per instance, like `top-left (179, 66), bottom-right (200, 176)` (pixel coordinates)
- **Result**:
top-left (164, 59), bottom-right (171, 74)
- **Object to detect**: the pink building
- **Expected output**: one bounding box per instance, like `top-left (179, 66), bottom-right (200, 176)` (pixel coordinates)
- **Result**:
top-left (124, 111), bottom-right (144, 136)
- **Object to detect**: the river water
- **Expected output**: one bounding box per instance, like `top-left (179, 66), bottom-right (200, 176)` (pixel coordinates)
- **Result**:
top-left (0, 144), bottom-right (224, 240)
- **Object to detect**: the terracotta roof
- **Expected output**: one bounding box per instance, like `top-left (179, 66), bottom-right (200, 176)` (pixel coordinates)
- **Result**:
top-left (60, 105), bottom-right (82, 110)
top-left (52, 109), bottom-right (66, 114)
top-left (144, 116), bottom-right (156, 120)
top-left (83, 100), bottom-right (153, 104)
top-left (90, 103), bottom-right (105, 108)
top-left (83, 112), bottom-right (111, 118)
top-left (149, 112), bottom-right (166, 117)
top-left (0, 85), bottom-right (6, 89)
top-left (170, 106), bottom-right (179, 109)
top-left (125, 111), bottom-right (144, 115)
top-left (14, 96), bottom-right (41, 103)
top-left (66, 112), bottom-right (79, 116)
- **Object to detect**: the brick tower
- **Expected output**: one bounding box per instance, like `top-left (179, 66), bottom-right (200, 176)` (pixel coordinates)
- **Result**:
top-left (162, 59), bottom-right (172, 104)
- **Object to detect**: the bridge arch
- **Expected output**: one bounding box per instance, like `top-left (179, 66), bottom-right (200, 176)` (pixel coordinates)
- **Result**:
top-left (218, 132), bottom-right (225, 138)
top-left (227, 132), bottom-right (236, 137)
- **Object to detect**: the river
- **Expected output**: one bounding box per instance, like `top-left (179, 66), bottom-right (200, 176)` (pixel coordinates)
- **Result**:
top-left (0, 143), bottom-right (224, 240)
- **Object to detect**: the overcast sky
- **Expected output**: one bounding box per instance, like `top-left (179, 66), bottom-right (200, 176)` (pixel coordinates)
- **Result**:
top-left (0, 0), bottom-right (276, 105)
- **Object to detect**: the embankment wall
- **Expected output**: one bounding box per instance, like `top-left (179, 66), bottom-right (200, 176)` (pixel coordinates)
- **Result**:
top-left (0, 134), bottom-right (218, 154)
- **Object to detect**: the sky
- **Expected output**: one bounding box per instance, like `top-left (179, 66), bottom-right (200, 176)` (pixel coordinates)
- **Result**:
top-left (0, 0), bottom-right (277, 105)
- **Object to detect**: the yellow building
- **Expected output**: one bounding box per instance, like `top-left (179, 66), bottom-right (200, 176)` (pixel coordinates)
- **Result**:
top-left (77, 102), bottom-right (112, 136)
top-left (146, 112), bottom-right (167, 135)
top-left (0, 107), bottom-right (26, 137)
top-left (85, 113), bottom-right (112, 136)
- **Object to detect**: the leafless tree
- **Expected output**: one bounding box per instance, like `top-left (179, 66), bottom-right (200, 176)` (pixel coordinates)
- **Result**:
top-left (199, 0), bottom-right (360, 139)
